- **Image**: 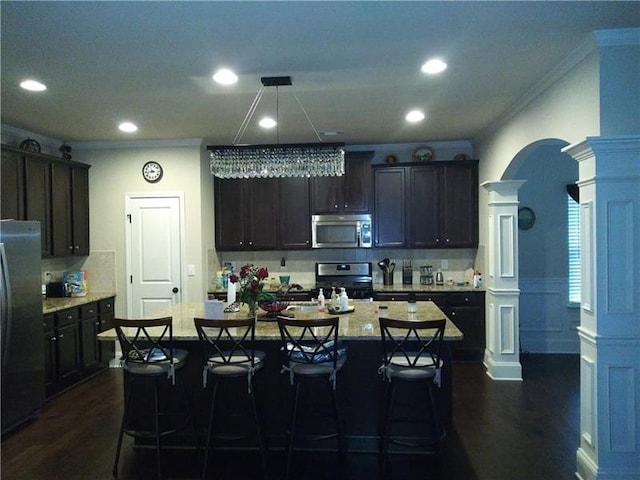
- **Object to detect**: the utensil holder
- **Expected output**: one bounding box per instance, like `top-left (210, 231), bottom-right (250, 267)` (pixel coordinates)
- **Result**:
top-left (383, 271), bottom-right (394, 285)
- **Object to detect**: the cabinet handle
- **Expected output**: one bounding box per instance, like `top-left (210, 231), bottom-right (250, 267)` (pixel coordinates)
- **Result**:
top-left (435, 238), bottom-right (440, 243)
top-left (52, 337), bottom-right (57, 342)
top-left (239, 241), bottom-right (243, 246)
top-left (305, 240), bottom-right (309, 244)
top-left (334, 204), bottom-right (339, 209)
top-left (95, 321), bottom-right (100, 326)
top-left (74, 245), bottom-right (80, 250)
top-left (248, 241), bottom-right (253, 246)
top-left (344, 203), bottom-right (348, 208)
top-left (445, 238), bottom-right (450, 244)
top-left (66, 315), bottom-right (73, 320)
top-left (58, 334), bottom-right (65, 339)
top-left (451, 311), bottom-right (456, 316)
top-left (68, 246), bottom-right (74, 250)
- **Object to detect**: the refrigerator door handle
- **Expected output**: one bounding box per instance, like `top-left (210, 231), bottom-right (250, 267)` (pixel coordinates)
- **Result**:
top-left (0, 243), bottom-right (13, 367)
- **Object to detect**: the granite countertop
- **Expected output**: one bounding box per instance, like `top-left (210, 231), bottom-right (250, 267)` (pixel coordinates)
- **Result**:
top-left (208, 283), bottom-right (484, 295)
top-left (43, 292), bottom-right (116, 314)
top-left (98, 300), bottom-right (463, 342)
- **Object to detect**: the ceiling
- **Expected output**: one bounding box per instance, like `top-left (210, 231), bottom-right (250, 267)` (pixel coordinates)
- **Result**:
top-left (1, 1), bottom-right (638, 146)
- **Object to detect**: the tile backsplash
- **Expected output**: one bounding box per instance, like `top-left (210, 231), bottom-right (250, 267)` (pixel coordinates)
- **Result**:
top-left (41, 250), bottom-right (116, 293)
top-left (209, 248), bottom-right (479, 289)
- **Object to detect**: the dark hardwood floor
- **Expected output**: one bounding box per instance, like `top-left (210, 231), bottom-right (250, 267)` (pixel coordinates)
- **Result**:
top-left (1, 354), bottom-right (579, 479)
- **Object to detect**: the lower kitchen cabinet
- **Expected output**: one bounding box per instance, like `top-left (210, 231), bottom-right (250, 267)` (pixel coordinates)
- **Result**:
top-left (374, 290), bottom-right (485, 362)
top-left (43, 296), bottom-right (115, 398)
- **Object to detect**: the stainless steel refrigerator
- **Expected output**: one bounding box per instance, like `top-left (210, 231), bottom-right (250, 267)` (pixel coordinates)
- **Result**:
top-left (1, 220), bottom-right (44, 434)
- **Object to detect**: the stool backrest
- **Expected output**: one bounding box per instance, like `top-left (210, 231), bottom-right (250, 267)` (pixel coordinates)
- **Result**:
top-left (276, 316), bottom-right (342, 367)
top-left (113, 317), bottom-right (175, 366)
top-left (193, 317), bottom-right (257, 368)
top-left (379, 317), bottom-right (446, 371)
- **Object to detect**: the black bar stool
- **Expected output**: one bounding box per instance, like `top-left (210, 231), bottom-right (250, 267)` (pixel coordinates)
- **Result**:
top-left (276, 315), bottom-right (346, 480)
top-left (112, 316), bottom-right (198, 479)
top-left (378, 317), bottom-right (447, 478)
top-left (194, 316), bottom-right (268, 480)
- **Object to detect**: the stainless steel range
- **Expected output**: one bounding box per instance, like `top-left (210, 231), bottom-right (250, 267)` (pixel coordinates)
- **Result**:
top-left (315, 262), bottom-right (374, 299)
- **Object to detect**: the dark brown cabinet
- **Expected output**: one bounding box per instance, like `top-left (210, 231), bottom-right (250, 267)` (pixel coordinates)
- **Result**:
top-left (374, 289), bottom-right (485, 362)
top-left (43, 297), bottom-right (115, 398)
top-left (280, 177), bottom-right (311, 249)
top-left (1, 147), bottom-right (24, 220)
top-left (47, 308), bottom-right (81, 397)
top-left (373, 167), bottom-right (406, 247)
top-left (311, 151), bottom-right (373, 214)
top-left (215, 177), bottom-right (279, 250)
top-left (1, 145), bottom-right (90, 258)
top-left (51, 163), bottom-right (90, 256)
top-left (373, 161), bottom-right (478, 249)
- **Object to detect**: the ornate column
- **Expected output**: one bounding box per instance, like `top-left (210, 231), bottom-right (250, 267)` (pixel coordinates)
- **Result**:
top-left (481, 180), bottom-right (526, 381)
top-left (563, 136), bottom-right (640, 480)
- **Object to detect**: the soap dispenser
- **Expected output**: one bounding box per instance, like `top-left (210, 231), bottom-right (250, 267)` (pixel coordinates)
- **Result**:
top-left (339, 287), bottom-right (349, 311)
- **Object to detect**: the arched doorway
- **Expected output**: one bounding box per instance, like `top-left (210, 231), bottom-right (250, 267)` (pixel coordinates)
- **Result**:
top-left (502, 139), bottom-right (580, 353)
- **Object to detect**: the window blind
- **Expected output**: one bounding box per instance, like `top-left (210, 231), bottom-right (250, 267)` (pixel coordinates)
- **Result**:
top-left (567, 194), bottom-right (581, 304)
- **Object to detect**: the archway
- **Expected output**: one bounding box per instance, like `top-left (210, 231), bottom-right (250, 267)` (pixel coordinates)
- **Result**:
top-left (502, 138), bottom-right (579, 353)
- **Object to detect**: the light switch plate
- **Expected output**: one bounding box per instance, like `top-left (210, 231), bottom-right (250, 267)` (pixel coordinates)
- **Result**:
top-left (187, 264), bottom-right (196, 276)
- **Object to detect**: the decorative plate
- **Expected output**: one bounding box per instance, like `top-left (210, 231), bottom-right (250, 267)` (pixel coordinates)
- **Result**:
top-left (19, 138), bottom-right (41, 153)
top-left (413, 146), bottom-right (435, 162)
top-left (453, 153), bottom-right (470, 161)
top-left (385, 154), bottom-right (398, 164)
top-left (518, 207), bottom-right (536, 230)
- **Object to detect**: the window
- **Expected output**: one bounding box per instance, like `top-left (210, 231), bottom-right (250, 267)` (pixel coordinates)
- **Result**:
top-left (568, 194), bottom-right (581, 304)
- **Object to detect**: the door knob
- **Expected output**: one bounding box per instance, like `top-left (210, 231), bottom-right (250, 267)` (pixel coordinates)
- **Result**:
top-left (172, 287), bottom-right (179, 293)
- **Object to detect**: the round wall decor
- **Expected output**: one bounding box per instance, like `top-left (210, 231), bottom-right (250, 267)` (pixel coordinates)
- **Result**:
top-left (142, 161), bottom-right (163, 183)
top-left (518, 207), bottom-right (536, 230)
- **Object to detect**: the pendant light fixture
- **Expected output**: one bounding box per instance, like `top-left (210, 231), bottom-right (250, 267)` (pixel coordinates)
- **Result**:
top-left (209, 76), bottom-right (344, 178)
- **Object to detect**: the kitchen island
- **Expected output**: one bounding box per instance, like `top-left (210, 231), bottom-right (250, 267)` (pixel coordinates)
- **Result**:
top-left (98, 300), bottom-right (462, 452)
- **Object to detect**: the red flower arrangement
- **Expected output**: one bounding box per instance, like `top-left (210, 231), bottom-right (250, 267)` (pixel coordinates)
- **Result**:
top-left (229, 264), bottom-right (275, 315)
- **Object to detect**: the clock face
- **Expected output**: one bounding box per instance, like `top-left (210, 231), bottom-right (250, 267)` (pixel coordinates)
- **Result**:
top-left (142, 161), bottom-right (163, 183)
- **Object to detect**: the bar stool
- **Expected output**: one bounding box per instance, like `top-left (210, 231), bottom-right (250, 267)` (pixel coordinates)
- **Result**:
top-left (276, 315), bottom-right (346, 480)
top-left (112, 316), bottom-right (198, 479)
top-left (194, 316), bottom-right (268, 480)
top-left (378, 317), bottom-right (447, 478)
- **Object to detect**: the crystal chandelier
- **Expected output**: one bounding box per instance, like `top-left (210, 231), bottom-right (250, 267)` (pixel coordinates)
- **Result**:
top-left (209, 76), bottom-right (344, 179)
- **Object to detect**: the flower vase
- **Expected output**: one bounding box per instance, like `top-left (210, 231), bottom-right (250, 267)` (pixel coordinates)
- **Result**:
top-left (248, 302), bottom-right (258, 319)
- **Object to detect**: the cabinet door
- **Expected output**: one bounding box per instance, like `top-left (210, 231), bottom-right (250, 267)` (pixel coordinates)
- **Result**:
top-left (373, 167), bottom-right (406, 247)
top-left (374, 292), bottom-right (410, 302)
top-left (280, 177), bottom-right (311, 249)
top-left (80, 303), bottom-right (100, 370)
top-left (57, 322), bottom-right (81, 385)
top-left (342, 152), bottom-right (372, 213)
top-left (245, 178), bottom-right (279, 249)
top-left (310, 175), bottom-right (342, 213)
top-left (215, 178), bottom-right (245, 250)
top-left (71, 166), bottom-right (90, 255)
top-left (51, 163), bottom-right (73, 256)
top-left (25, 156), bottom-right (52, 256)
top-left (98, 299), bottom-right (115, 366)
top-left (449, 292), bottom-right (485, 361)
top-left (1, 147), bottom-right (24, 220)
top-left (409, 166), bottom-right (440, 248)
top-left (440, 163), bottom-right (478, 247)
top-left (43, 315), bottom-right (57, 396)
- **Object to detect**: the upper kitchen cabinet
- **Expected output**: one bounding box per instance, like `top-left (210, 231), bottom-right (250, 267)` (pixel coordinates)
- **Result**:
top-left (311, 151), bottom-right (373, 214)
top-left (373, 160), bottom-right (478, 249)
top-left (1, 147), bottom-right (24, 220)
top-left (1, 145), bottom-right (90, 257)
top-left (51, 162), bottom-right (90, 256)
top-left (373, 167), bottom-right (407, 248)
top-left (280, 177), bottom-right (311, 249)
top-left (215, 177), bottom-right (279, 250)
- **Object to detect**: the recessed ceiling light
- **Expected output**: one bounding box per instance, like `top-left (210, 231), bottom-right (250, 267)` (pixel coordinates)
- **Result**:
top-left (20, 79), bottom-right (47, 91)
top-left (406, 110), bottom-right (425, 123)
top-left (421, 59), bottom-right (447, 75)
top-left (259, 117), bottom-right (277, 129)
top-left (118, 122), bottom-right (138, 133)
top-left (213, 68), bottom-right (238, 85)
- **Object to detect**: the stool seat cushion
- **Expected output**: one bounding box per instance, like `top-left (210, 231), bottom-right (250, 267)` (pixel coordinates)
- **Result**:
top-left (123, 348), bottom-right (189, 376)
top-left (206, 350), bottom-right (266, 376)
top-left (287, 353), bottom-right (347, 377)
top-left (385, 353), bottom-right (441, 380)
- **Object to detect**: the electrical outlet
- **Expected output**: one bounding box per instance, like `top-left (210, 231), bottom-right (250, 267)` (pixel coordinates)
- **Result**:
top-left (441, 259), bottom-right (448, 270)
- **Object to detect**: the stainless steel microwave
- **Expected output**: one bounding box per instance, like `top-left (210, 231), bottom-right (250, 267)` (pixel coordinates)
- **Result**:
top-left (311, 214), bottom-right (372, 248)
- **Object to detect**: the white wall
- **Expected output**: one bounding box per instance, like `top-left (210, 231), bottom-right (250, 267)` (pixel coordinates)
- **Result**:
top-left (73, 141), bottom-right (208, 318)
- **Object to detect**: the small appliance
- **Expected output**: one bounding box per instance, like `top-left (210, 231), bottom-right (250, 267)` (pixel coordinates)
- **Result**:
top-left (311, 214), bottom-right (372, 248)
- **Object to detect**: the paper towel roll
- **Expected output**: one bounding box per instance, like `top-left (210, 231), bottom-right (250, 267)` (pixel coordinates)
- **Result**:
top-left (227, 281), bottom-right (237, 304)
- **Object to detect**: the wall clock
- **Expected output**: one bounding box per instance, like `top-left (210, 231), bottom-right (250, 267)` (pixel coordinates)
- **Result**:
top-left (142, 161), bottom-right (163, 183)
top-left (518, 207), bottom-right (536, 230)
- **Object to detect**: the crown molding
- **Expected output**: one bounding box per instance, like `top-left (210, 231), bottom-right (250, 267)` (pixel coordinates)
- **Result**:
top-left (72, 138), bottom-right (205, 150)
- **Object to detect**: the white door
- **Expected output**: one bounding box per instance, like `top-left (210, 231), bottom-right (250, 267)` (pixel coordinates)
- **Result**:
top-left (125, 194), bottom-right (184, 318)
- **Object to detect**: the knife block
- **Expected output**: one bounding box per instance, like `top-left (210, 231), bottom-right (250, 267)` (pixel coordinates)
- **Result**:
top-left (402, 267), bottom-right (412, 285)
